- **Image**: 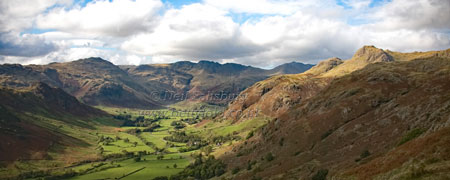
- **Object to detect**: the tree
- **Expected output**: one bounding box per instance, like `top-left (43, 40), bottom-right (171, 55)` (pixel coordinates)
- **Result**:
top-left (312, 169), bottom-right (328, 180)
top-left (173, 163), bottom-right (178, 168)
top-left (265, 152), bottom-right (274, 162)
top-left (246, 131), bottom-right (254, 139)
top-left (232, 167), bottom-right (240, 174)
top-left (157, 155), bottom-right (164, 160)
top-left (152, 176), bottom-right (168, 180)
top-left (360, 150), bottom-right (370, 159)
top-left (202, 146), bottom-right (213, 156)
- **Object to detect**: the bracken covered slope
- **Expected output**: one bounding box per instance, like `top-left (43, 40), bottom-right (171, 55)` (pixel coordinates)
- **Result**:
top-left (219, 48), bottom-right (450, 179)
top-left (222, 46), bottom-right (450, 122)
top-left (0, 82), bottom-right (108, 162)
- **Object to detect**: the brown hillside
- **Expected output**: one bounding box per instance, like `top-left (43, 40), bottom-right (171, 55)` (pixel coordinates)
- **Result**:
top-left (222, 46), bottom-right (450, 123)
top-left (221, 56), bottom-right (450, 179)
top-left (0, 83), bottom-right (108, 162)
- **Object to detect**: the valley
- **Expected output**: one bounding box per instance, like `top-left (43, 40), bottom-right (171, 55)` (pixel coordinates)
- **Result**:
top-left (2, 0), bottom-right (449, 179)
top-left (1, 46), bottom-right (450, 180)
top-left (0, 100), bottom-right (267, 179)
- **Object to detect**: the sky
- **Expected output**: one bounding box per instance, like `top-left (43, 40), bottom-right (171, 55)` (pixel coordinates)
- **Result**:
top-left (0, 0), bottom-right (449, 68)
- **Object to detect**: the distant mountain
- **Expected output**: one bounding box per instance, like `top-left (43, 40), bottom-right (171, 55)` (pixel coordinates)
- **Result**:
top-left (122, 60), bottom-right (299, 105)
top-left (0, 59), bottom-right (312, 108)
top-left (268, 61), bottom-right (314, 75)
top-left (0, 82), bottom-right (109, 162)
top-left (0, 57), bottom-right (161, 109)
top-left (218, 46), bottom-right (450, 179)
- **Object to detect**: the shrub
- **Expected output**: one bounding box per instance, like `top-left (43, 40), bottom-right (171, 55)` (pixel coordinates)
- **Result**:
top-left (398, 128), bottom-right (424, 146)
top-left (265, 152), bottom-right (274, 162)
top-left (279, 137), bottom-right (284, 146)
top-left (360, 150), bottom-right (370, 159)
top-left (152, 176), bottom-right (168, 180)
top-left (321, 129), bottom-right (333, 140)
top-left (232, 167), bottom-right (240, 174)
top-left (408, 162), bottom-right (428, 178)
top-left (170, 155), bottom-right (226, 180)
top-left (312, 169), bottom-right (328, 180)
top-left (246, 131), bottom-right (254, 139)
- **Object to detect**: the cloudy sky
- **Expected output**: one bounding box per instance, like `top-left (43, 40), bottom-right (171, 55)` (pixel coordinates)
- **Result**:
top-left (0, 0), bottom-right (449, 68)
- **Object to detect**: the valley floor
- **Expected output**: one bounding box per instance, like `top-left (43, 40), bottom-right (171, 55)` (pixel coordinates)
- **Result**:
top-left (0, 106), bottom-right (266, 180)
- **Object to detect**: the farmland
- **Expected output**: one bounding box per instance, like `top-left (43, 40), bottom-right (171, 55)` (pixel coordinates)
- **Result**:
top-left (61, 106), bottom-right (263, 180)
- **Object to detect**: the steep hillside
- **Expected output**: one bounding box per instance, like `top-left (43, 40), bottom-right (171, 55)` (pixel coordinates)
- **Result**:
top-left (222, 74), bottom-right (331, 122)
top-left (0, 82), bottom-right (111, 162)
top-left (223, 46), bottom-right (450, 123)
top-left (220, 55), bottom-right (450, 179)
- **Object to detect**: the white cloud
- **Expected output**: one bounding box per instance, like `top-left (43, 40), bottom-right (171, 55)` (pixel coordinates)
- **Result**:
top-left (366, 29), bottom-right (450, 52)
top-left (340, 0), bottom-right (371, 9)
top-left (1, 0), bottom-right (450, 67)
top-left (0, 32), bottom-right (58, 57)
top-left (203, 0), bottom-right (337, 15)
top-left (0, 0), bottom-right (72, 32)
top-left (122, 3), bottom-right (264, 61)
top-left (367, 0), bottom-right (450, 31)
top-left (36, 0), bottom-right (163, 37)
top-left (0, 46), bottom-right (138, 65)
top-left (0, 0), bottom-right (71, 58)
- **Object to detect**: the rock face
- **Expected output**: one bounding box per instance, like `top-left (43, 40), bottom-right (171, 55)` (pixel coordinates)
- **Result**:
top-left (304, 57), bottom-right (343, 75)
top-left (219, 47), bottom-right (450, 179)
top-left (353, 45), bottom-right (394, 63)
top-left (0, 58), bottom-right (313, 108)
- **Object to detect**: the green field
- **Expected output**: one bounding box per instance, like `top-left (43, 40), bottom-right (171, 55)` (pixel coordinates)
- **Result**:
top-left (1, 105), bottom-right (266, 180)
top-left (70, 153), bottom-right (191, 180)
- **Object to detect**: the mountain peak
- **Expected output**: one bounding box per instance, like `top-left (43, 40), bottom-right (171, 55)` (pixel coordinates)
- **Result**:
top-left (305, 57), bottom-right (343, 75)
top-left (270, 61), bottom-right (314, 75)
top-left (198, 60), bottom-right (219, 64)
top-left (72, 57), bottom-right (114, 65)
top-left (353, 45), bottom-right (393, 62)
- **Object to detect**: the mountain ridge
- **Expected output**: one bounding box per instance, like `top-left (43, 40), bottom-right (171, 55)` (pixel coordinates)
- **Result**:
top-left (217, 46), bottom-right (450, 179)
top-left (222, 46), bottom-right (450, 122)
top-left (0, 59), bottom-right (313, 108)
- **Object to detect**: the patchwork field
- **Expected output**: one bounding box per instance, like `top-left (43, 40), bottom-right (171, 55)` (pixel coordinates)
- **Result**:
top-left (0, 102), bottom-right (265, 180)
top-left (63, 106), bottom-right (263, 180)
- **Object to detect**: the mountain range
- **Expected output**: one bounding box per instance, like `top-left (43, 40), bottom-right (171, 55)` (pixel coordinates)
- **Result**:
top-left (0, 59), bottom-right (313, 109)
